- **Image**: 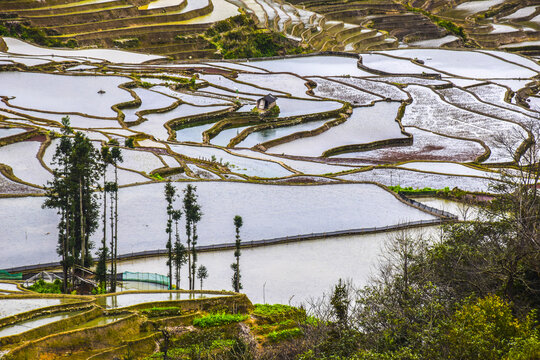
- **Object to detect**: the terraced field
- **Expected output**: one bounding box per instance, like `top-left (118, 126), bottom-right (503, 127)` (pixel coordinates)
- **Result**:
top-left (0, 287), bottom-right (247, 359)
top-left (1, 37), bottom-right (539, 270)
top-left (2, 0), bottom-right (539, 58)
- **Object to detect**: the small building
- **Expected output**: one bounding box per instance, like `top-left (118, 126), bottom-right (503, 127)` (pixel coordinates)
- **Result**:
top-left (257, 94), bottom-right (277, 111)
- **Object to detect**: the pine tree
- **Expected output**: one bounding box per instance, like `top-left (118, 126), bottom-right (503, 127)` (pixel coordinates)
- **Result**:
top-left (108, 144), bottom-right (122, 293)
top-left (197, 265), bottom-right (208, 290)
top-left (172, 209), bottom-right (187, 289)
top-left (183, 185), bottom-right (201, 290)
top-left (165, 182), bottom-right (176, 290)
top-left (231, 215), bottom-right (243, 292)
top-left (43, 117), bottom-right (102, 293)
top-left (95, 146), bottom-right (110, 289)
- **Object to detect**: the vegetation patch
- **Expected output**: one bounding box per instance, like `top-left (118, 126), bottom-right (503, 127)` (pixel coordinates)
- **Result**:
top-left (253, 303), bottom-right (306, 323)
top-left (404, 4), bottom-right (468, 42)
top-left (0, 22), bottom-right (76, 48)
top-left (193, 312), bottom-right (248, 328)
top-left (203, 14), bottom-right (308, 59)
top-left (26, 279), bottom-right (63, 294)
top-left (266, 327), bottom-right (303, 342)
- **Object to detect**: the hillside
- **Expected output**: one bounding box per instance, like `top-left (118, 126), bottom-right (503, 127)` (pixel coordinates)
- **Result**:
top-left (1, 0), bottom-right (539, 59)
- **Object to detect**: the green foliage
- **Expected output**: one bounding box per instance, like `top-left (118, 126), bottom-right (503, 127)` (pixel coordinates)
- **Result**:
top-left (193, 313), bottom-right (248, 328)
top-left (91, 285), bottom-right (107, 295)
top-left (435, 19), bottom-right (465, 38)
top-left (387, 184), bottom-right (468, 198)
top-left (44, 117), bottom-right (103, 293)
top-left (435, 295), bottom-right (540, 359)
top-left (204, 14), bottom-right (307, 59)
top-left (27, 279), bottom-right (62, 294)
top-left (124, 138), bottom-right (134, 148)
top-left (253, 304), bottom-right (306, 323)
top-left (139, 81), bottom-right (153, 89)
top-left (404, 4), bottom-right (467, 41)
top-left (145, 326), bottom-right (249, 360)
top-left (266, 105), bottom-right (280, 117)
top-left (0, 21), bottom-right (72, 48)
top-left (331, 279), bottom-right (349, 327)
top-left (266, 327), bottom-right (303, 342)
top-left (197, 264), bottom-right (208, 290)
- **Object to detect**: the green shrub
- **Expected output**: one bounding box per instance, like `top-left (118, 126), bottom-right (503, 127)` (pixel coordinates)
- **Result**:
top-left (266, 327), bottom-right (303, 342)
top-left (387, 185), bottom-right (450, 194)
top-left (27, 279), bottom-right (62, 294)
top-left (124, 137), bottom-right (134, 148)
top-left (193, 313), bottom-right (248, 328)
top-left (253, 304), bottom-right (306, 323)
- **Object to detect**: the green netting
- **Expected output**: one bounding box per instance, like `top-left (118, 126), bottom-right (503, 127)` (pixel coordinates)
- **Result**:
top-left (0, 270), bottom-right (22, 280)
top-left (122, 271), bottom-right (169, 286)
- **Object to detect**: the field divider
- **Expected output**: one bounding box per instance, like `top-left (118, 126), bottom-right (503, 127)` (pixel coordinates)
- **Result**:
top-left (3, 217), bottom-right (456, 274)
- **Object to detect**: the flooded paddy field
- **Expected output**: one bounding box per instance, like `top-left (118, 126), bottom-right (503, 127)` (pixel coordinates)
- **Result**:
top-left (0, 41), bottom-right (538, 307)
top-left (117, 226), bottom-right (442, 304)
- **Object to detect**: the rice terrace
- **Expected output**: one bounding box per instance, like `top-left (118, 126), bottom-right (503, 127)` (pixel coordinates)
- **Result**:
top-left (0, 0), bottom-right (539, 358)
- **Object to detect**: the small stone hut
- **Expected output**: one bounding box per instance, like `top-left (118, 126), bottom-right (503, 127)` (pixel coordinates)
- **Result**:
top-left (257, 94), bottom-right (277, 110)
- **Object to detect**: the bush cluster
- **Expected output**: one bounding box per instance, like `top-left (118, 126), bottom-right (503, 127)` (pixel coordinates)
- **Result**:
top-left (193, 312), bottom-right (248, 328)
top-left (27, 279), bottom-right (62, 294)
top-left (204, 14), bottom-right (306, 59)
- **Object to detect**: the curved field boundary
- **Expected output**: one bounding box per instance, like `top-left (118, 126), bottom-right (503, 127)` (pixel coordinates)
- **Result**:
top-left (86, 331), bottom-right (158, 360)
top-left (3, 218), bottom-right (454, 274)
top-left (0, 306), bottom-right (102, 347)
top-left (0, 294), bottom-right (95, 328)
top-left (5, 313), bottom-right (141, 360)
top-left (0, 128), bottom-right (39, 147)
top-left (229, 101), bottom-right (350, 148)
top-left (46, 1), bottom-right (214, 34)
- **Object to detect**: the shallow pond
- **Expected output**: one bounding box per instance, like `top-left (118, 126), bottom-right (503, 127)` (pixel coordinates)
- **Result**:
top-left (117, 226), bottom-right (440, 305)
top-left (276, 97), bottom-right (342, 118)
top-left (398, 162), bottom-right (497, 178)
top-left (3, 37), bottom-right (164, 64)
top-left (246, 56), bottom-right (374, 77)
top-left (0, 182), bottom-right (437, 268)
top-left (0, 311), bottom-right (80, 338)
top-left (236, 119), bottom-right (329, 148)
top-left (270, 102), bottom-right (404, 157)
top-left (0, 72), bottom-right (132, 117)
top-left (96, 292), bottom-right (228, 309)
top-left (0, 298), bottom-right (75, 319)
top-left (377, 49), bottom-right (537, 79)
top-left (210, 125), bottom-right (251, 147)
top-left (140, 0), bottom-right (184, 10)
top-left (179, 0), bottom-right (240, 24)
top-left (169, 143), bottom-right (292, 177)
top-left (176, 122), bottom-right (216, 143)
top-left (0, 283), bottom-right (21, 292)
top-left (235, 73), bottom-right (312, 99)
top-left (0, 128), bottom-right (26, 139)
top-left (132, 104), bottom-right (228, 141)
top-left (0, 139), bottom-right (52, 186)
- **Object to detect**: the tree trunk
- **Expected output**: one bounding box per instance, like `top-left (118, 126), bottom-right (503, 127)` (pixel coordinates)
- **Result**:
top-left (191, 225), bottom-right (197, 291)
top-left (79, 178), bottom-right (85, 268)
top-left (114, 166), bottom-right (119, 292)
top-left (110, 187), bottom-right (115, 292)
top-left (187, 222), bottom-right (192, 291)
top-left (168, 215), bottom-right (172, 290)
top-left (102, 168), bottom-right (107, 289)
top-left (62, 210), bottom-right (68, 294)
